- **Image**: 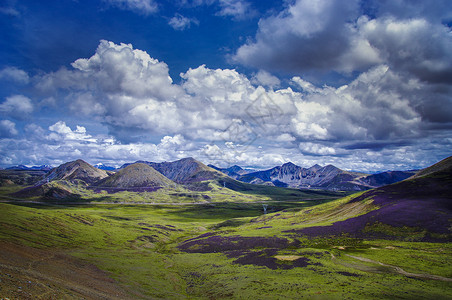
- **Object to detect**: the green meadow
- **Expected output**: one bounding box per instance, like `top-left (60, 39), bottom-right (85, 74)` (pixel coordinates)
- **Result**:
top-left (1, 183), bottom-right (451, 299)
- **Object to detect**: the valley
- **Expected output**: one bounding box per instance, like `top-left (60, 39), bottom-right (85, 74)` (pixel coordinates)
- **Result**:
top-left (0, 156), bottom-right (451, 299)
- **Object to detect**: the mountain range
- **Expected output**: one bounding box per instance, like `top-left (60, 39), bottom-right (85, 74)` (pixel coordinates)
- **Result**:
top-left (5, 165), bottom-right (53, 171)
top-left (210, 162), bottom-right (416, 191)
top-left (3, 157), bottom-right (424, 198)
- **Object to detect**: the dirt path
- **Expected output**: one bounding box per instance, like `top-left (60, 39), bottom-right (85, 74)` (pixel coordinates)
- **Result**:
top-left (344, 254), bottom-right (452, 282)
top-left (0, 241), bottom-right (136, 299)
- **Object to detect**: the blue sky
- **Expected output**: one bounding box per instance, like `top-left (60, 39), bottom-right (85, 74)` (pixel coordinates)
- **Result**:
top-left (0, 0), bottom-right (451, 172)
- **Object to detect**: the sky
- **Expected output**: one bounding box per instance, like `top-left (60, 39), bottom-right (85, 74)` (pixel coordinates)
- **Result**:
top-left (0, 0), bottom-right (451, 172)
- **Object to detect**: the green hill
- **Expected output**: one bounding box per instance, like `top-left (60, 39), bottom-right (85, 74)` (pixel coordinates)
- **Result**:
top-left (95, 163), bottom-right (175, 188)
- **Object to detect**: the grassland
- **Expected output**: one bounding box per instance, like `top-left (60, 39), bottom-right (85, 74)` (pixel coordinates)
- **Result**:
top-left (0, 181), bottom-right (451, 299)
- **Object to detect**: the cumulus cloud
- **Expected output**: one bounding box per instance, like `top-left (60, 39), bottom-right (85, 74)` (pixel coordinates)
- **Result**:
top-left (0, 120), bottom-right (18, 137)
top-left (233, 0), bottom-right (452, 81)
top-left (359, 16), bottom-right (452, 83)
top-left (251, 70), bottom-right (280, 88)
top-left (36, 40), bottom-right (185, 140)
top-left (103, 0), bottom-right (158, 15)
top-left (299, 142), bottom-right (336, 156)
top-left (290, 65), bottom-right (424, 143)
top-left (30, 40), bottom-right (451, 155)
top-left (233, 0), bottom-right (380, 73)
top-left (168, 14), bottom-right (199, 30)
top-left (0, 95), bottom-right (33, 119)
top-left (0, 67), bottom-right (29, 84)
top-left (47, 121), bottom-right (96, 143)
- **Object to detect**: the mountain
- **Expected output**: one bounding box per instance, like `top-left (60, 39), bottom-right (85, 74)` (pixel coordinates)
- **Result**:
top-left (231, 161), bottom-right (417, 191)
top-left (286, 156), bottom-right (452, 242)
top-left (94, 163), bottom-right (117, 171)
top-left (208, 164), bottom-right (250, 179)
top-left (95, 163), bottom-right (175, 188)
top-left (6, 165), bottom-right (52, 171)
top-left (41, 159), bottom-right (108, 185)
top-left (123, 157), bottom-right (225, 184)
top-left (236, 162), bottom-right (368, 191)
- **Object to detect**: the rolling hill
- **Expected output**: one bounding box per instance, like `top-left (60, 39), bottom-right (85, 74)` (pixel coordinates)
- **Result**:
top-left (41, 159), bottom-right (108, 185)
top-left (94, 163), bottom-right (175, 188)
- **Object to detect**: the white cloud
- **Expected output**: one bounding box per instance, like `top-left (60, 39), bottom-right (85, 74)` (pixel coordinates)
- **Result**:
top-left (3, 38), bottom-right (447, 171)
top-left (181, 64), bottom-right (254, 103)
top-left (216, 0), bottom-right (255, 19)
top-left (103, 0), bottom-right (158, 15)
top-left (251, 70), bottom-right (280, 88)
top-left (0, 120), bottom-right (18, 137)
top-left (36, 40), bottom-right (185, 140)
top-left (359, 16), bottom-right (452, 83)
top-left (233, 0), bottom-right (379, 73)
top-left (0, 67), bottom-right (29, 84)
top-left (290, 65), bottom-right (423, 142)
top-left (299, 142), bottom-right (336, 156)
top-left (275, 133), bottom-right (296, 143)
top-left (233, 0), bottom-right (452, 81)
top-left (0, 95), bottom-right (33, 119)
top-left (47, 121), bottom-right (96, 143)
top-left (168, 14), bottom-right (199, 30)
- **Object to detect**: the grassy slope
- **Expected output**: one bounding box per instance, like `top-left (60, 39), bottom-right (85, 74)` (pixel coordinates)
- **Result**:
top-left (0, 193), bottom-right (451, 299)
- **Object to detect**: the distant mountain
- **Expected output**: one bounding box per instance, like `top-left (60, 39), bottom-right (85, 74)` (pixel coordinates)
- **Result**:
top-left (227, 162), bottom-right (417, 191)
top-left (94, 163), bottom-right (117, 171)
top-left (292, 155), bottom-right (452, 242)
top-left (6, 165), bottom-right (52, 171)
top-left (123, 157), bottom-right (225, 184)
top-left (208, 164), bottom-right (250, 179)
top-left (95, 163), bottom-right (175, 188)
top-left (41, 159), bottom-right (108, 185)
top-left (235, 162), bottom-right (368, 191)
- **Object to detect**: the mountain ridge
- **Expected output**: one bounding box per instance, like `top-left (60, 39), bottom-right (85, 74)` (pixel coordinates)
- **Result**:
top-left (210, 161), bottom-right (418, 191)
top-left (122, 157), bottom-right (226, 184)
